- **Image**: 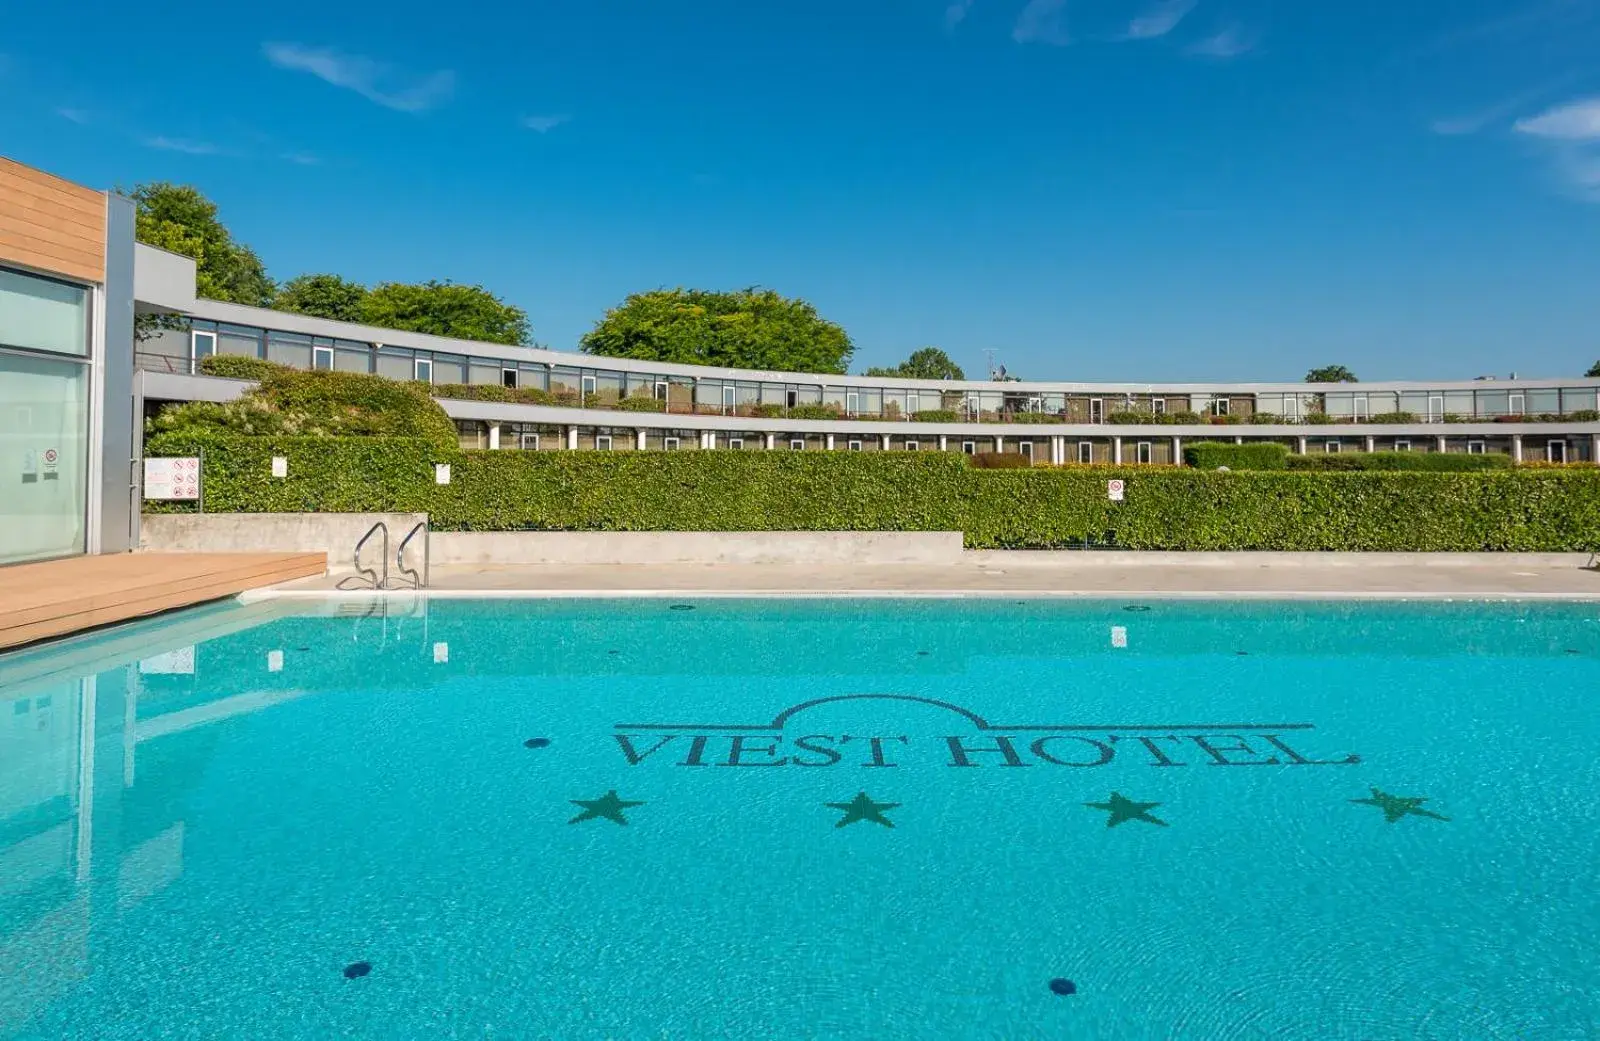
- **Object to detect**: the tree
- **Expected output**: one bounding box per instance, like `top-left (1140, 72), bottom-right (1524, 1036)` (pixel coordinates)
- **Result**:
top-left (1585, 361), bottom-right (1600, 378)
top-left (581, 288), bottom-right (853, 374)
top-left (1305, 365), bottom-right (1358, 383)
top-left (358, 281), bottom-right (530, 345)
top-left (277, 273), bottom-right (369, 323)
top-left (863, 347), bottom-right (965, 380)
top-left (129, 183), bottom-right (274, 306)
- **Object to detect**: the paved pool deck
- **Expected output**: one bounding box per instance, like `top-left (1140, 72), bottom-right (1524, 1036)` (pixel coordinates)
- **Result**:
top-left (265, 552), bottom-right (1600, 600)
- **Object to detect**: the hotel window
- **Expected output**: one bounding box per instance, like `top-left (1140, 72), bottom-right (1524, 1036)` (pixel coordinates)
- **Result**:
top-left (905, 441), bottom-right (919, 452)
top-left (596, 435), bottom-right (613, 451)
top-left (1211, 397), bottom-right (1230, 417)
top-left (1137, 441), bottom-right (1152, 464)
top-left (729, 438), bottom-right (744, 450)
top-left (312, 344), bottom-right (334, 371)
top-left (191, 329), bottom-right (218, 368)
top-left (962, 441), bottom-right (976, 455)
top-left (414, 357), bottom-right (433, 384)
top-left (663, 437), bottom-right (680, 451)
top-left (1395, 440), bottom-right (1411, 452)
top-left (1467, 440), bottom-right (1486, 455)
top-left (502, 368), bottom-right (518, 389)
top-left (520, 434), bottom-right (540, 450)
top-left (1548, 440), bottom-right (1568, 463)
top-left (1078, 441), bottom-right (1093, 463)
top-left (1325, 441), bottom-right (1341, 454)
top-left (1152, 398), bottom-right (1166, 415)
top-left (1019, 442), bottom-right (1033, 462)
top-left (1, 267), bottom-right (89, 356)
top-left (790, 439), bottom-right (805, 450)
top-left (848, 440), bottom-right (863, 451)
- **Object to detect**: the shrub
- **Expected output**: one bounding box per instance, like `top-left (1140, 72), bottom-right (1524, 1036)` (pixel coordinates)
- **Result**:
top-left (1303, 413), bottom-right (1334, 425)
top-left (1168, 411), bottom-right (1202, 425)
top-left (1182, 441), bottom-right (1289, 470)
top-left (912, 409), bottom-right (960, 423)
top-left (969, 451), bottom-right (1032, 469)
top-left (149, 365), bottom-right (459, 450)
top-left (197, 355), bottom-right (286, 381)
top-left (1567, 409), bottom-right (1599, 422)
top-left (786, 403), bottom-right (842, 420)
top-left (1288, 451), bottom-right (1514, 472)
top-left (141, 439), bottom-right (1600, 551)
top-left (1007, 412), bottom-right (1063, 424)
top-left (1107, 411), bottom-right (1151, 425)
top-left (433, 383), bottom-right (559, 407)
top-left (1370, 412), bottom-right (1419, 424)
top-left (750, 403), bottom-right (785, 418)
top-left (1248, 413), bottom-right (1282, 425)
top-left (613, 396), bottom-right (667, 413)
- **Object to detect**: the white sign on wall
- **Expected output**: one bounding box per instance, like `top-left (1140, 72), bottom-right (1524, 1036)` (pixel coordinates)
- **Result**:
top-left (144, 457), bottom-right (201, 500)
top-left (271, 456), bottom-right (288, 478)
top-left (435, 463), bottom-right (452, 485)
top-left (1107, 479), bottom-right (1125, 502)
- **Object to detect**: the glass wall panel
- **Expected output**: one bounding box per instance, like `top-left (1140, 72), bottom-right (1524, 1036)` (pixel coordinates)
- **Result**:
top-left (592, 371), bottom-right (622, 404)
top-left (375, 347), bottom-right (414, 381)
top-left (217, 324), bottom-right (262, 358)
top-left (431, 354), bottom-right (467, 384)
top-left (1563, 388), bottom-right (1599, 413)
top-left (551, 367), bottom-right (582, 402)
top-left (1442, 391), bottom-right (1475, 416)
top-left (1526, 389), bottom-right (1560, 414)
top-left (857, 388), bottom-right (882, 415)
top-left (0, 268), bottom-right (88, 356)
top-left (1398, 392), bottom-right (1429, 415)
top-left (1478, 390), bottom-right (1509, 416)
top-left (335, 342), bottom-right (371, 373)
top-left (519, 364), bottom-right (550, 391)
top-left (0, 352), bottom-right (88, 563)
top-left (695, 380), bottom-right (724, 406)
top-left (266, 331), bottom-right (313, 369)
top-left (1367, 392), bottom-right (1398, 414)
top-left (469, 359), bottom-right (502, 385)
top-left (883, 389), bottom-right (908, 416)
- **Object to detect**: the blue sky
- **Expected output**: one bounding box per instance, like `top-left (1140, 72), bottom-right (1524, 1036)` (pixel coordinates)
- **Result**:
top-left (3, 0), bottom-right (1600, 380)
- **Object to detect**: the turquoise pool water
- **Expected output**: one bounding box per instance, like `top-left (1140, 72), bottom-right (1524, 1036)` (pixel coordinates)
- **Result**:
top-left (1, 597), bottom-right (1596, 1040)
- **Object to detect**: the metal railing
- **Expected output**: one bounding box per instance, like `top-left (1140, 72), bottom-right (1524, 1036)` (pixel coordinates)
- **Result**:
top-left (395, 521), bottom-right (430, 589)
top-left (342, 521), bottom-right (389, 590)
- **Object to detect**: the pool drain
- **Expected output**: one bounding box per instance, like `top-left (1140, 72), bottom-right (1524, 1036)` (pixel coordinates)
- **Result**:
top-left (1048, 978), bottom-right (1076, 996)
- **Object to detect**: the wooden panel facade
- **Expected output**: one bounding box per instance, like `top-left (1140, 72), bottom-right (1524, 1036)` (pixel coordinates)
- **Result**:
top-left (0, 157), bottom-right (107, 283)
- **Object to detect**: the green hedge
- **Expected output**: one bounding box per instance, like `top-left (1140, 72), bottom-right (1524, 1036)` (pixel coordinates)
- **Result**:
top-left (197, 355), bottom-right (285, 381)
top-left (1182, 441), bottom-right (1289, 470)
top-left (141, 436), bottom-right (1600, 550)
top-left (1288, 451), bottom-right (1514, 472)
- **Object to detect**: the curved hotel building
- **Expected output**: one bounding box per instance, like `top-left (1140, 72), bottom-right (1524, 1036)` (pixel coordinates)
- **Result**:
top-left (131, 240), bottom-right (1600, 466)
top-left (4, 155), bottom-right (1600, 564)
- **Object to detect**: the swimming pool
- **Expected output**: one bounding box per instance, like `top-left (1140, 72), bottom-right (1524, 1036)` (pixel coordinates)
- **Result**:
top-left (1, 596), bottom-right (1595, 1039)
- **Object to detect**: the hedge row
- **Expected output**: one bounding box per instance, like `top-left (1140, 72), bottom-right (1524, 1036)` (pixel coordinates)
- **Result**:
top-left (1183, 441), bottom-right (1289, 470)
top-left (1288, 451), bottom-right (1514, 472)
top-left (142, 434), bottom-right (1600, 550)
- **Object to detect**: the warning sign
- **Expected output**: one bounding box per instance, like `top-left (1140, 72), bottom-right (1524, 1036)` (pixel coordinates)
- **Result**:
top-left (144, 457), bottom-right (201, 500)
top-left (1107, 479), bottom-right (1125, 502)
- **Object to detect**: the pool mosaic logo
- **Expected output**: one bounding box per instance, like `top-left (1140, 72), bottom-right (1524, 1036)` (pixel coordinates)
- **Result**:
top-left (610, 694), bottom-right (1361, 770)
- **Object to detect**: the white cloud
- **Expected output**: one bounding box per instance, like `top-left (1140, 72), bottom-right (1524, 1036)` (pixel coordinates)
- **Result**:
top-left (262, 43), bottom-right (454, 113)
top-left (1514, 97), bottom-right (1600, 140)
top-left (1013, 0), bottom-right (1071, 45)
top-left (945, 0), bottom-right (975, 30)
top-left (1186, 24), bottom-right (1255, 59)
top-left (143, 136), bottom-right (221, 156)
top-left (1123, 0), bottom-right (1197, 40)
top-left (521, 114), bottom-right (570, 133)
top-left (55, 107), bottom-right (90, 124)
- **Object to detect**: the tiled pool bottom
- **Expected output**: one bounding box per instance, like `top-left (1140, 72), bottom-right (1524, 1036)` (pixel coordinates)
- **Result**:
top-left (1, 598), bottom-right (1596, 1040)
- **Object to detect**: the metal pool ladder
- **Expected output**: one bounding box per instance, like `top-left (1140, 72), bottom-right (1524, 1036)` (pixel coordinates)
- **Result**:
top-left (344, 521), bottom-right (390, 590)
top-left (395, 520), bottom-right (430, 589)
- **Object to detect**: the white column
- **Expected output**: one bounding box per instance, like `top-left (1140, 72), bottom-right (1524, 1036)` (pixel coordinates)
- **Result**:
top-left (994, 435), bottom-right (1003, 453)
top-left (567, 425), bottom-right (578, 451)
top-left (940, 435), bottom-right (949, 452)
top-left (637, 429), bottom-right (647, 450)
top-left (1113, 437), bottom-right (1122, 464)
top-left (826, 433), bottom-right (835, 451)
top-left (1437, 435), bottom-right (1446, 453)
top-left (1591, 433), bottom-right (1599, 462)
top-left (1234, 435), bottom-right (1244, 445)
top-left (1365, 435), bottom-right (1375, 453)
top-left (882, 434), bottom-right (891, 450)
top-left (1512, 434), bottom-right (1523, 462)
top-left (1171, 436), bottom-right (1181, 465)
top-left (487, 422), bottom-right (501, 450)
top-left (702, 429), bottom-right (714, 449)
top-left (1297, 436), bottom-right (1307, 455)
top-left (765, 433), bottom-right (776, 450)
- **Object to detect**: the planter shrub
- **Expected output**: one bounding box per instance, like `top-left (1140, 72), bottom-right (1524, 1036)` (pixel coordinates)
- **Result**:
top-left (1288, 452), bottom-right (1514, 472)
top-left (1182, 441), bottom-right (1289, 470)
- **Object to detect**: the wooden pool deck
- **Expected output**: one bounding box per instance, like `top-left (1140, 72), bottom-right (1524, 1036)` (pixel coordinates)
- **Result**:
top-left (0, 552), bottom-right (326, 651)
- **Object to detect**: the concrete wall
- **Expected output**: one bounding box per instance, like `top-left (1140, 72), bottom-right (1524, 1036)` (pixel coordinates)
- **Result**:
top-left (431, 531), bottom-right (964, 565)
top-left (141, 513), bottom-right (427, 571)
top-left (139, 517), bottom-right (963, 566)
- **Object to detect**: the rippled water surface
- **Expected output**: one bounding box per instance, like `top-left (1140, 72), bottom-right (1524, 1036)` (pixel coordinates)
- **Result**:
top-left (1, 597), bottom-right (1596, 1040)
